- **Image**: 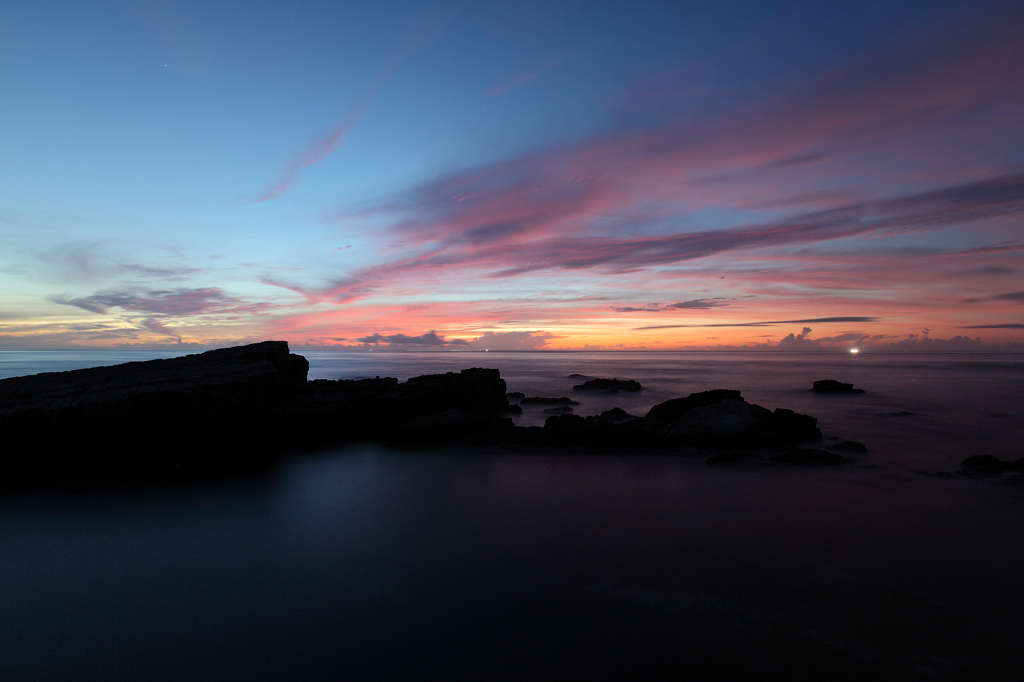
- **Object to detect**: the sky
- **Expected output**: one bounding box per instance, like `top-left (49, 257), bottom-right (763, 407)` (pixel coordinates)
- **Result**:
top-left (1, 0), bottom-right (1022, 351)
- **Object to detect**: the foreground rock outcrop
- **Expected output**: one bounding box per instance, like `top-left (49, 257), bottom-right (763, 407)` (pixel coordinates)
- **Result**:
top-left (0, 341), bottom-right (826, 485)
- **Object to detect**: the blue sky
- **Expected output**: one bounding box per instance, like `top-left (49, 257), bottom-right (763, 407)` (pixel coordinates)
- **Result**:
top-left (1, 0), bottom-right (1022, 349)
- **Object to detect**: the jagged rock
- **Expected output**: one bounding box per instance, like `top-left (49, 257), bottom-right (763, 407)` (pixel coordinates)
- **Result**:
top-left (595, 407), bottom-right (636, 422)
top-left (543, 405), bottom-right (575, 415)
top-left (645, 390), bottom-right (743, 422)
top-left (573, 378), bottom-right (642, 392)
top-left (770, 448), bottom-right (855, 465)
top-left (706, 452), bottom-right (765, 465)
top-left (0, 344), bottom-right (515, 482)
top-left (828, 441), bottom-right (867, 453)
top-left (0, 341), bottom-right (831, 485)
top-left (287, 367), bottom-right (512, 446)
top-left (543, 413), bottom-right (586, 431)
top-left (812, 380), bottom-right (865, 394)
top-left (958, 454), bottom-right (1024, 476)
top-left (520, 396), bottom-right (579, 405)
top-left (643, 395), bottom-right (820, 448)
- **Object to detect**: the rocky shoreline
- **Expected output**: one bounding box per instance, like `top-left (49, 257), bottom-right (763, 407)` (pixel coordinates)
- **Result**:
top-left (1, 340), bottom-right (831, 485)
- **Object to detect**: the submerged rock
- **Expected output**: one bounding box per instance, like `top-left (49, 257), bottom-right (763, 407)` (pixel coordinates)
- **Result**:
top-left (958, 454), bottom-right (1024, 476)
top-left (572, 378), bottom-right (642, 392)
top-left (521, 396), bottom-right (579, 406)
top-left (812, 380), bottom-right (865, 394)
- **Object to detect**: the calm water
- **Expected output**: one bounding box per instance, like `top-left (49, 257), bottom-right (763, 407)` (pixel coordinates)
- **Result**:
top-left (1, 351), bottom-right (1022, 679)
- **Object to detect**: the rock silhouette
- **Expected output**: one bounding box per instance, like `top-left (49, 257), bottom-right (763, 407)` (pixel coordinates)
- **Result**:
top-left (958, 454), bottom-right (1024, 476)
top-left (573, 378), bottom-right (642, 392)
top-left (0, 341), bottom-right (828, 485)
top-left (812, 380), bottom-right (865, 393)
top-left (520, 396), bottom-right (579, 405)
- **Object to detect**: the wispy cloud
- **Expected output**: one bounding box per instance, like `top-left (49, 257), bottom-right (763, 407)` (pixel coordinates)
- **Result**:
top-left (251, 19), bottom-right (444, 204)
top-left (636, 316), bottom-right (877, 331)
top-left (252, 72), bottom-right (393, 203)
top-left (139, 317), bottom-right (181, 340)
top-left (995, 291), bottom-right (1024, 303)
top-left (52, 287), bottom-right (273, 316)
top-left (484, 58), bottom-right (560, 96)
top-left (611, 298), bottom-right (730, 312)
top-left (313, 172), bottom-right (1024, 305)
top-left (297, 4), bottom-right (1024, 315)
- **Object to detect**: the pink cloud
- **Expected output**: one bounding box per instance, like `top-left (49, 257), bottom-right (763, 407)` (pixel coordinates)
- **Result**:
top-left (483, 58), bottom-right (560, 96)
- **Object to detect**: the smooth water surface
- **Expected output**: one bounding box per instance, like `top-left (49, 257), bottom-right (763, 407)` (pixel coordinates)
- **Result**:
top-left (1, 351), bottom-right (1022, 679)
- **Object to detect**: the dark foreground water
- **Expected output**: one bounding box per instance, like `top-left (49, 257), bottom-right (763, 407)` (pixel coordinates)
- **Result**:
top-left (1, 351), bottom-right (1022, 679)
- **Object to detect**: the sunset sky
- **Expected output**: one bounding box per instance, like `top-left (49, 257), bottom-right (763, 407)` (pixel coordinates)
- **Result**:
top-left (2, 0), bottom-right (1022, 350)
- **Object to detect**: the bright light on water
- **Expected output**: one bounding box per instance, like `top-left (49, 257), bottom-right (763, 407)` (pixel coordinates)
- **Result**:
top-left (850, 348), bottom-right (859, 353)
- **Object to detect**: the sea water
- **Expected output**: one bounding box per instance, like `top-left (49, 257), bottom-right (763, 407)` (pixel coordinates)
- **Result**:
top-left (1, 351), bottom-right (1022, 679)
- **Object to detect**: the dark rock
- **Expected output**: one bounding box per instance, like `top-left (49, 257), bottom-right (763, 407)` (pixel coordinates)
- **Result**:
top-left (0, 344), bottom-right (518, 484)
top-left (0, 340), bottom-right (308, 480)
top-left (878, 411), bottom-right (916, 417)
top-left (520, 396), bottom-right (579, 405)
top-left (543, 413), bottom-right (586, 431)
top-left (572, 378), bottom-right (642, 392)
top-left (287, 366), bottom-right (512, 446)
top-left (660, 400), bottom-right (822, 448)
top-left (828, 440), bottom-right (867, 453)
top-left (770, 448), bottom-right (855, 465)
top-left (956, 455), bottom-right (1024, 481)
top-left (389, 410), bottom-right (514, 446)
top-left (596, 407), bottom-right (636, 422)
top-left (812, 380), bottom-right (865, 394)
top-left (506, 391), bottom-right (525, 401)
top-left (543, 405), bottom-right (575, 415)
top-left (645, 390), bottom-right (743, 422)
top-left (1001, 474), bottom-right (1024, 486)
top-left (706, 452), bottom-right (765, 465)
top-left (0, 341), bottom-right (832, 485)
top-left (959, 454), bottom-right (1013, 476)
top-left (567, 374), bottom-right (592, 379)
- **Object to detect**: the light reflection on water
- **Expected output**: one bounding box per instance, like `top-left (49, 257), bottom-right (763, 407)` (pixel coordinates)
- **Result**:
top-left (1, 351), bottom-right (1022, 678)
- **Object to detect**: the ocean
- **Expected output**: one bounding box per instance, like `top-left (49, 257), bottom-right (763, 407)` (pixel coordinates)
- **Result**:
top-left (1, 350), bottom-right (1022, 679)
